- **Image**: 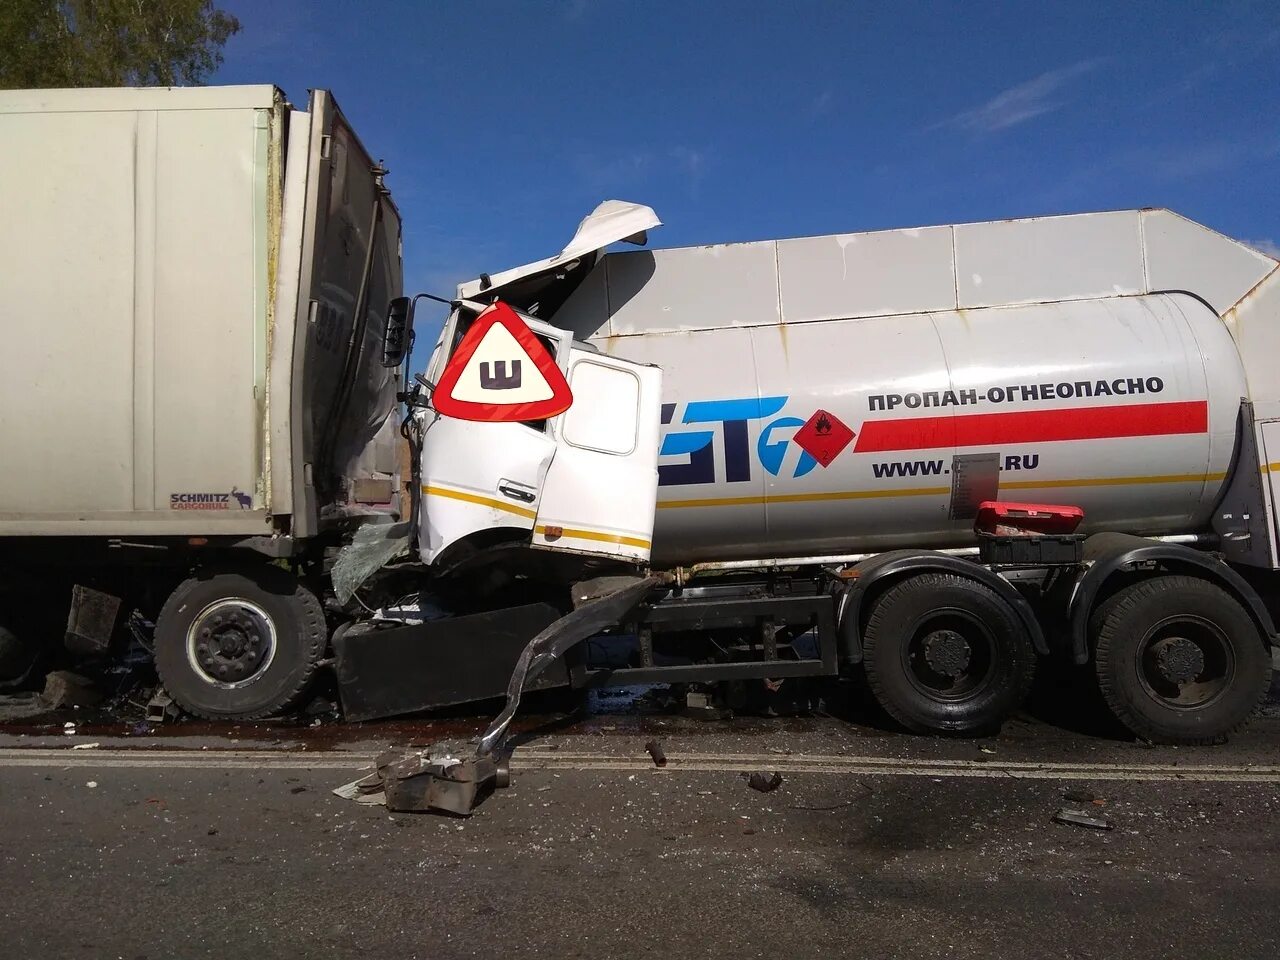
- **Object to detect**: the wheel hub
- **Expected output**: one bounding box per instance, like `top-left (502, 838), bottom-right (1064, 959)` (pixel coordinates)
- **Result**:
top-left (1152, 635), bottom-right (1205, 685)
top-left (923, 629), bottom-right (972, 678)
top-left (187, 600), bottom-right (277, 688)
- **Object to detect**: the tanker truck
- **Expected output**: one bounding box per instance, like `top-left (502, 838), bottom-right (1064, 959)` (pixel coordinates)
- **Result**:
top-left (353, 200), bottom-right (1280, 752)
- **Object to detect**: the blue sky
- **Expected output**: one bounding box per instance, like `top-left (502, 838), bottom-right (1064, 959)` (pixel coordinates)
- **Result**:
top-left (215, 0), bottom-right (1280, 333)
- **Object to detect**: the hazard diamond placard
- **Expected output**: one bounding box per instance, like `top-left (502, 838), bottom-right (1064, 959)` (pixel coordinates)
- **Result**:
top-left (793, 409), bottom-right (854, 467)
top-left (432, 302), bottom-right (573, 421)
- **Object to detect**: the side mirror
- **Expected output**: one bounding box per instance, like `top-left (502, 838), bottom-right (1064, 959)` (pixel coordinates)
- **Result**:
top-left (382, 296), bottom-right (416, 367)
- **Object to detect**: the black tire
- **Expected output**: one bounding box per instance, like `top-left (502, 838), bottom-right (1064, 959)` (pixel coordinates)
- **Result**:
top-left (0, 620), bottom-right (40, 689)
top-left (862, 572), bottom-right (1037, 735)
top-left (1091, 575), bottom-right (1271, 745)
top-left (154, 566), bottom-right (327, 720)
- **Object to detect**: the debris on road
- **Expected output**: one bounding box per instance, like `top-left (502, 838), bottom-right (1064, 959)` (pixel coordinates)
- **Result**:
top-left (644, 739), bottom-right (667, 767)
top-left (42, 670), bottom-right (102, 709)
top-left (745, 771), bottom-right (784, 793)
top-left (304, 696), bottom-right (339, 720)
top-left (64, 585), bottom-right (122, 655)
top-left (145, 689), bottom-right (181, 724)
top-left (332, 773), bottom-right (387, 806)
top-left (332, 745), bottom-right (509, 816)
top-left (788, 782), bottom-right (874, 810)
top-left (683, 690), bottom-right (731, 721)
top-left (1053, 807), bottom-right (1113, 830)
top-left (70, 742), bottom-right (100, 750)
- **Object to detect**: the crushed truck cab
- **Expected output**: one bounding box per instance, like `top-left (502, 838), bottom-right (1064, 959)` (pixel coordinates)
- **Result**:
top-left (412, 203), bottom-right (667, 578)
top-left (417, 303), bottom-right (662, 574)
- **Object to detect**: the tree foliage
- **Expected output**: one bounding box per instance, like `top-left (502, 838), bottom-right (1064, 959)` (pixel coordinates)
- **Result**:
top-left (0, 0), bottom-right (240, 89)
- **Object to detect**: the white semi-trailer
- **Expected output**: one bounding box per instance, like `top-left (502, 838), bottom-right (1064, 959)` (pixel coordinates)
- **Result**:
top-left (0, 85), bottom-right (411, 715)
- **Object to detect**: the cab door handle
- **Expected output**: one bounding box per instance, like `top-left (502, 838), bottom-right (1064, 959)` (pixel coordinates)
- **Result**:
top-left (498, 482), bottom-right (537, 504)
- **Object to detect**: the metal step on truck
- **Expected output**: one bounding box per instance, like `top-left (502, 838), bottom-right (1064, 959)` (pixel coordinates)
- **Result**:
top-left (1, 85), bottom-right (1276, 772)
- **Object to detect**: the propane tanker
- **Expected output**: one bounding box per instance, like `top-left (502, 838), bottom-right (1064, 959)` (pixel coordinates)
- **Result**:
top-left (396, 204), bottom-right (1278, 748)
top-left (461, 206), bottom-right (1278, 567)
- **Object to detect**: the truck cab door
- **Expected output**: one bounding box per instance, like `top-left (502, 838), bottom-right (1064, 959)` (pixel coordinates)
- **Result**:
top-left (416, 310), bottom-right (572, 566)
top-left (532, 351), bottom-right (662, 564)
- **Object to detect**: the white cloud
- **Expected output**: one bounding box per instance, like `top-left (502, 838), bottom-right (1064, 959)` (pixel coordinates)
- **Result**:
top-left (572, 146), bottom-right (710, 194)
top-left (936, 59), bottom-right (1102, 133)
top-left (1246, 238), bottom-right (1280, 260)
top-left (1147, 141), bottom-right (1250, 182)
top-left (806, 90), bottom-right (834, 122)
top-left (573, 151), bottom-right (653, 187)
top-left (668, 146), bottom-right (706, 178)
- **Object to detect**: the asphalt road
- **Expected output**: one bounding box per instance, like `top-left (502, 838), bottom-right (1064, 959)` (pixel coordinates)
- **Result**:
top-left (2, 702), bottom-right (1279, 960)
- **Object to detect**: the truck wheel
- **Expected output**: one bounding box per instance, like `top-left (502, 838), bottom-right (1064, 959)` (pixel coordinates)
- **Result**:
top-left (862, 572), bottom-right (1036, 735)
top-left (1092, 576), bottom-right (1271, 745)
top-left (0, 620), bottom-right (40, 689)
top-left (154, 567), bottom-right (327, 720)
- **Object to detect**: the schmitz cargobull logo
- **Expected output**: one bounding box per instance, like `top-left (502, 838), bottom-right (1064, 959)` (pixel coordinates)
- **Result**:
top-left (169, 488), bottom-right (253, 511)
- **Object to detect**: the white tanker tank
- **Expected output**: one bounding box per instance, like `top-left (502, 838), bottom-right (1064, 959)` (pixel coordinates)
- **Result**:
top-left (460, 204), bottom-right (1280, 568)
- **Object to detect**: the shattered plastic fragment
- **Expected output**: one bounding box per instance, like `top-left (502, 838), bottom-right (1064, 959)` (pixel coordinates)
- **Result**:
top-left (745, 771), bottom-right (784, 793)
top-left (332, 774), bottom-right (387, 806)
top-left (1053, 808), bottom-right (1112, 830)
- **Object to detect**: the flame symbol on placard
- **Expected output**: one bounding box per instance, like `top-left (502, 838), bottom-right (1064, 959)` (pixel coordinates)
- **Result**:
top-left (815, 413), bottom-right (832, 435)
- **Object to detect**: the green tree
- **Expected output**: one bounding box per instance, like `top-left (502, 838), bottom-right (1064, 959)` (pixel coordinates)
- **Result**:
top-left (0, 0), bottom-right (240, 89)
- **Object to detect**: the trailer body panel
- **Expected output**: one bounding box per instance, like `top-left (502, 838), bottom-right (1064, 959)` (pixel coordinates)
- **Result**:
top-left (0, 86), bottom-right (403, 540)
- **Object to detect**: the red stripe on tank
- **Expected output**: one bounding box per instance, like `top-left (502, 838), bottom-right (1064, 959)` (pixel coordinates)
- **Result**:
top-left (852, 401), bottom-right (1209, 453)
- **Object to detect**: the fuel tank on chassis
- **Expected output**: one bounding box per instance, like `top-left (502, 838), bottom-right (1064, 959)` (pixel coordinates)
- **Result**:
top-left (593, 293), bottom-right (1245, 565)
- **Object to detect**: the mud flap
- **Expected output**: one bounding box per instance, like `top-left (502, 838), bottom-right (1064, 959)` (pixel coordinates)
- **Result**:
top-left (376, 573), bottom-right (668, 816)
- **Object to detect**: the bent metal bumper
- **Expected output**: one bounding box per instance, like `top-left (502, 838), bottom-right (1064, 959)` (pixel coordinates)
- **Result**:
top-left (378, 573), bottom-right (668, 816)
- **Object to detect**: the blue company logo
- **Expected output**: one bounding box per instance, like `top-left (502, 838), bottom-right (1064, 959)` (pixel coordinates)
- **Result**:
top-left (659, 396), bottom-right (817, 487)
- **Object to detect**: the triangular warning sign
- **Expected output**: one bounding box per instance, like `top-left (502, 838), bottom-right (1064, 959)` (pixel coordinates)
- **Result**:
top-left (432, 301), bottom-right (573, 421)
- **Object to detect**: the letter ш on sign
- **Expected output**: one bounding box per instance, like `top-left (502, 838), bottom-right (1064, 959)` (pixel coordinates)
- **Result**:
top-left (479, 359), bottom-right (522, 390)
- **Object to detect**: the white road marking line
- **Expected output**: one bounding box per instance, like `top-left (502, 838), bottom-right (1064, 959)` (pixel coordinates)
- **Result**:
top-left (0, 747), bottom-right (1277, 782)
top-left (514, 757), bottom-right (1280, 778)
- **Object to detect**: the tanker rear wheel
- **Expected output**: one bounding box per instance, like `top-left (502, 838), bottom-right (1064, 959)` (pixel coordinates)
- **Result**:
top-left (861, 572), bottom-right (1036, 735)
top-left (1091, 576), bottom-right (1271, 745)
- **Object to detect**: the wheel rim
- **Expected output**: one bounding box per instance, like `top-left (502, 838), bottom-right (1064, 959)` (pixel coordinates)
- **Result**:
top-left (900, 607), bottom-right (997, 701)
top-left (1135, 614), bottom-right (1234, 709)
top-left (186, 599), bottom-right (277, 689)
